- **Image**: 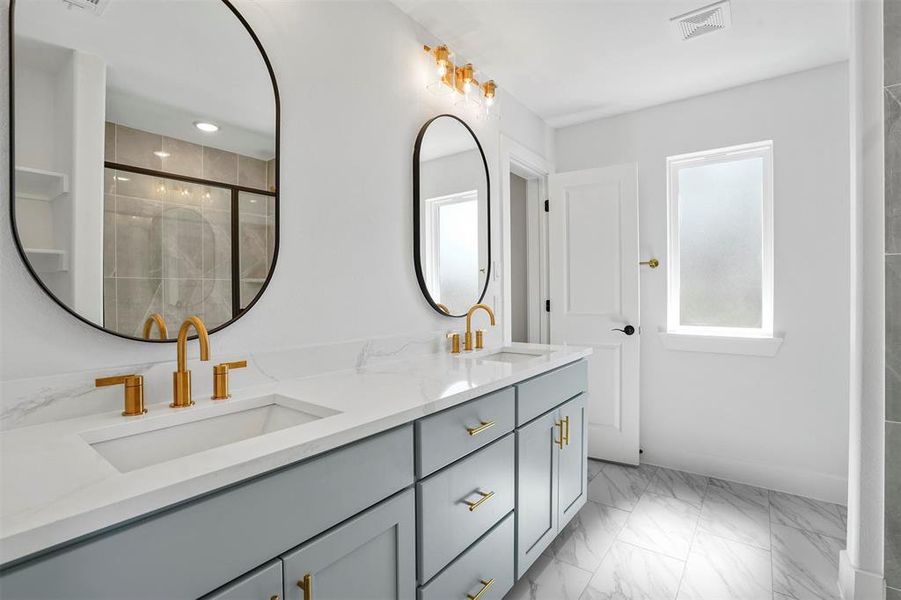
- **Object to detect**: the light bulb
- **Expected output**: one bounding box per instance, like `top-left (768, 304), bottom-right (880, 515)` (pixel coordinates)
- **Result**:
top-left (463, 81), bottom-right (472, 93)
top-left (486, 96), bottom-right (495, 107)
top-left (437, 63), bottom-right (447, 77)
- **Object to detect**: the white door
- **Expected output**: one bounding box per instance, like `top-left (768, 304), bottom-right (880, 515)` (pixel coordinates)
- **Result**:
top-left (548, 164), bottom-right (640, 465)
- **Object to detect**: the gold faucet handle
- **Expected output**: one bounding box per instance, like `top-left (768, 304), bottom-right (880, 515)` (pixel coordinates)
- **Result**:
top-left (475, 330), bottom-right (485, 350)
top-left (96, 374), bottom-right (146, 417)
top-left (211, 360), bottom-right (247, 400)
top-left (446, 332), bottom-right (461, 354)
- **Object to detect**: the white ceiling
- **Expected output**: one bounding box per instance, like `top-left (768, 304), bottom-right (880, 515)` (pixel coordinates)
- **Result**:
top-left (14, 0), bottom-right (276, 158)
top-left (394, 0), bottom-right (851, 127)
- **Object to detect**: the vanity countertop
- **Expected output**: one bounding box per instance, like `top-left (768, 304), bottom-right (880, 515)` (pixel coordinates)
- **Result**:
top-left (0, 343), bottom-right (590, 566)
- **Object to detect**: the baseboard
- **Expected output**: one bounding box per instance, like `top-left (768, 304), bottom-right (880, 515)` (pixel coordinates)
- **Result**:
top-left (641, 447), bottom-right (848, 504)
top-left (839, 550), bottom-right (885, 599)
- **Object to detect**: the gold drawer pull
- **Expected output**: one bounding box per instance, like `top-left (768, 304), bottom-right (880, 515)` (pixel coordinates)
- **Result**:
top-left (563, 415), bottom-right (571, 446)
top-left (466, 420), bottom-right (496, 436)
top-left (467, 578), bottom-right (495, 600)
top-left (555, 420), bottom-right (565, 449)
top-left (464, 490), bottom-right (494, 511)
top-left (297, 574), bottom-right (312, 600)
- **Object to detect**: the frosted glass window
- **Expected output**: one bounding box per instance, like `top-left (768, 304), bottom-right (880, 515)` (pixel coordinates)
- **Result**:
top-left (434, 194), bottom-right (479, 310)
top-left (667, 142), bottom-right (773, 337)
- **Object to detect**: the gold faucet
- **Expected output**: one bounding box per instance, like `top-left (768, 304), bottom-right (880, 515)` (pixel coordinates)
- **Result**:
top-left (464, 303), bottom-right (496, 351)
top-left (142, 313), bottom-right (168, 340)
top-left (171, 316), bottom-right (210, 408)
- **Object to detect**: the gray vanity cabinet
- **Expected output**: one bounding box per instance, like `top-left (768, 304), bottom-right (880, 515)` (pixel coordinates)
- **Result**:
top-left (515, 409), bottom-right (559, 577)
top-left (281, 489), bottom-right (415, 600)
top-left (513, 361), bottom-right (589, 579)
top-left (200, 560), bottom-right (284, 600)
top-left (557, 393), bottom-right (588, 529)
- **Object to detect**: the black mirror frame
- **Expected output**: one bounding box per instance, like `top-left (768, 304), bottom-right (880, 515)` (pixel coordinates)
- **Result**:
top-left (7, 0), bottom-right (280, 343)
top-left (412, 114), bottom-right (491, 318)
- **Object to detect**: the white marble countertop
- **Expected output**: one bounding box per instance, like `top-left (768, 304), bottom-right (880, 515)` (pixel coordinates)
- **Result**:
top-left (0, 343), bottom-right (590, 566)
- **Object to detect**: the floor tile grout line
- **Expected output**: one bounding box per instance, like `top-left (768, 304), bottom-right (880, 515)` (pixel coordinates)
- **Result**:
top-left (673, 476), bottom-right (710, 599)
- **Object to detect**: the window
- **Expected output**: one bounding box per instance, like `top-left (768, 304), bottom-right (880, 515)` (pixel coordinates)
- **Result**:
top-left (666, 141), bottom-right (774, 338)
top-left (423, 190), bottom-right (480, 309)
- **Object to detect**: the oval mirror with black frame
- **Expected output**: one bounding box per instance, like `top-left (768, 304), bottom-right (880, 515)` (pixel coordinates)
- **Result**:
top-left (9, 0), bottom-right (279, 342)
top-left (413, 115), bottom-right (490, 318)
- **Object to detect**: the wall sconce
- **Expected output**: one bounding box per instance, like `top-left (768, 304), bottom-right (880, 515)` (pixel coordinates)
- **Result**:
top-left (423, 44), bottom-right (499, 118)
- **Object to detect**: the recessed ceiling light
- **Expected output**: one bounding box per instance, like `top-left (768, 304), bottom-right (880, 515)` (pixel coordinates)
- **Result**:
top-left (154, 151), bottom-right (170, 158)
top-left (194, 121), bottom-right (219, 133)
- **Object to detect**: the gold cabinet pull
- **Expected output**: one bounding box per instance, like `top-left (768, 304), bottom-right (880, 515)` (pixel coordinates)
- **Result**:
top-left (464, 490), bottom-right (494, 511)
top-left (563, 415), bottom-right (571, 446)
top-left (466, 420), bottom-right (496, 436)
top-left (555, 420), bottom-right (565, 449)
top-left (467, 578), bottom-right (495, 600)
top-left (297, 574), bottom-right (312, 600)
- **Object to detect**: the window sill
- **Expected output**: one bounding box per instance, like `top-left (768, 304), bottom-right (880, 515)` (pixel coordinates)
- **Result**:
top-left (657, 331), bottom-right (784, 357)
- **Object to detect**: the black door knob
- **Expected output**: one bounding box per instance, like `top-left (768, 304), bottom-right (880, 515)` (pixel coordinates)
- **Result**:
top-left (611, 325), bottom-right (636, 335)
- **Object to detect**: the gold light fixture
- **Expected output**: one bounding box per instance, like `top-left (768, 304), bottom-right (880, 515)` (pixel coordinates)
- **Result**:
top-left (422, 44), bottom-right (498, 115)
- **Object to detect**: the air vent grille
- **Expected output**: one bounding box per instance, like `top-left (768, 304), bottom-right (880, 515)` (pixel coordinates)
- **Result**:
top-left (670, 0), bottom-right (732, 41)
top-left (59, 0), bottom-right (110, 16)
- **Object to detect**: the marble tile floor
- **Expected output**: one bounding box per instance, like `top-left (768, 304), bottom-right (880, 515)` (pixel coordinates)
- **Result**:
top-left (505, 460), bottom-right (847, 600)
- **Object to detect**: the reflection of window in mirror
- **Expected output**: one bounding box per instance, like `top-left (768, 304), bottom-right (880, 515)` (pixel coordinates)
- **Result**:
top-left (424, 191), bottom-right (480, 312)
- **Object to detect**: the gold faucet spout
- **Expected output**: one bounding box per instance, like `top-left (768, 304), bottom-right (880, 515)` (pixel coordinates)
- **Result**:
top-left (176, 316), bottom-right (210, 373)
top-left (142, 313), bottom-right (168, 340)
top-left (171, 316), bottom-right (210, 408)
top-left (464, 303), bottom-right (496, 351)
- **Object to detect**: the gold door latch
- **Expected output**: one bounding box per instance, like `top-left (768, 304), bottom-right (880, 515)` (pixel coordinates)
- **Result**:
top-left (211, 360), bottom-right (247, 400)
top-left (640, 258), bottom-right (660, 268)
top-left (96, 374), bottom-right (146, 417)
top-left (467, 578), bottom-right (495, 600)
top-left (297, 574), bottom-right (312, 600)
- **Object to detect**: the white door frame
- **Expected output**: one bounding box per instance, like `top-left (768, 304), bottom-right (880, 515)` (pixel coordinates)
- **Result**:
top-left (499, 135), bottom-right (553, 345)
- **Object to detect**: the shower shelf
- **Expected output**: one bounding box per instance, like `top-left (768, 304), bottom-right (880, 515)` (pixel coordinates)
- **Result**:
top-left (23, 248), bottom-right (68, 273)
top-left (14, 167), bottom-right (69, 202)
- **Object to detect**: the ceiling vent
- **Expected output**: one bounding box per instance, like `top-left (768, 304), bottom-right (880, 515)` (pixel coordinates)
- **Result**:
top-left (59, 0), bottom-right (110, 16)
top-left (670, 0), bottom-right (732, 41)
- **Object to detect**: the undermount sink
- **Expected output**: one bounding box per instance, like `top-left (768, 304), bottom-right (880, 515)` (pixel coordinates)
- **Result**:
top-left (476, 348), bottom-right (551, 364)
top-left (83, 394), bottom-right (339, 473)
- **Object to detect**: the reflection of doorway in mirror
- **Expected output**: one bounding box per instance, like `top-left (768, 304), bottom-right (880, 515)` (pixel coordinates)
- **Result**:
top-left (424, 191), bottom-right (480, 312)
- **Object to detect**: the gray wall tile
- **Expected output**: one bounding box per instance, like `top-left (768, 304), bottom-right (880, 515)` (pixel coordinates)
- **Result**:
top-left (203, 147), bottom-right (238, 185)
top-left (162, 278), bottom-right (204, 328)
top-left (202, 208), bottom-right (232, 280)
top-left (888, 88), bottom-right (901, 253)
top-left (103, 278), bottom-right (117, 330)
top-left (238, 156), bottom-right (267, 190)
top-left (890, 256), bottom-right (901, 422)
top-left (104, 194), bottom-right (116, 278)
top-left (888, 421), bottom-right (901, 588)
top-left (104, 122), bottom-right (116, 163)
top-left (203, 279), bottom-right (232, 328)
top-left (161, 137), bottom-right (203, 179)
top-left (161, 206), bottom-right (204, 279)
top-left (116, 278), bottom-right (162, 337)
top-left (115, 197), bottom-right (162, 279)
top-left (115, 125), bottom-right (163, 170)
top-left (888, 0), bottom-right (901, 87)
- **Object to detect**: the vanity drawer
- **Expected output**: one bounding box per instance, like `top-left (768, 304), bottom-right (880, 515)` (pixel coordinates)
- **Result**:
top-left (418, 512), bottom-right (514, 600)
top-left (415, 387), bottom-right (515, 478)
top-left (516, 360), bottom-right (587, 426)
top-left (417, 434), bottom-right (515, 583)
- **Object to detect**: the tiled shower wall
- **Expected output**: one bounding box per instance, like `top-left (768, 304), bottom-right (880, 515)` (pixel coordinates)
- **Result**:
top-left (103, 123), bottom-right (276, 337)
top-left (887, 0), bottom-right (900, 595)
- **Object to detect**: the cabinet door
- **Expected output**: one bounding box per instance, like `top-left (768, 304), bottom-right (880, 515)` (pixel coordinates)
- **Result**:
top-left (200, 560), bottom-right (283, 600)
top-left (557, 393), bottom-right (588, 529)
top-left (515, 410), bottom-right (559, 579)
top-left (281, 489), bottom-right (415, 600)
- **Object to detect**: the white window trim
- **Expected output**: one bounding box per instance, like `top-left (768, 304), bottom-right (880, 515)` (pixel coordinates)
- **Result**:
top-left (423, 190), bottom-right (479, 303)
top-left (664, 140), bottom-right (779, 354)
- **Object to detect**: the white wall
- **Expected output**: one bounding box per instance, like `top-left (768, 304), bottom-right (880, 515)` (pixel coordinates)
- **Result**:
top-left (555, 62), bottom-right (851, 503)
top-left (0, 1), bottom-right (554, 383)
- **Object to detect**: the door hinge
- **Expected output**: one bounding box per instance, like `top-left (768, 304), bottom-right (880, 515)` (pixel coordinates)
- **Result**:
top-left (544, 199), bottom-right (549, 212)
top-left (545, 299), bottom-right (551, 312)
